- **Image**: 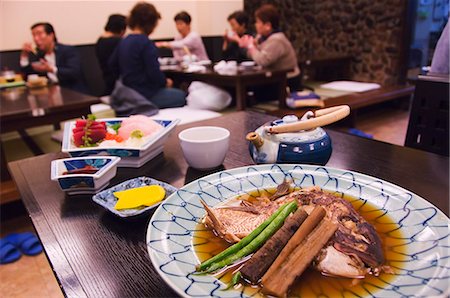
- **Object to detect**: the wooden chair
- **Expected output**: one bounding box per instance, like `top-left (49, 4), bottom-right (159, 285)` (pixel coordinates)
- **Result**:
top-left (405, 74), bottom-right (449, 156)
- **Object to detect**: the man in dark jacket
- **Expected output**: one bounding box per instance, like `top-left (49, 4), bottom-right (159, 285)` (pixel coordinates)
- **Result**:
top-left (20, 22), bottom-right (87, 93)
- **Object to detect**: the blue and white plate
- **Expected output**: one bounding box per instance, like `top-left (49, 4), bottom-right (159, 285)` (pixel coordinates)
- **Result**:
top-left (93, 176), bottom-right (178, 218)
top-left (146, 164), bottom-right (449, 298)
top-left (62, 118), bottom-right (179, 168)
top-left (51, 156), bottom-right (120, 195)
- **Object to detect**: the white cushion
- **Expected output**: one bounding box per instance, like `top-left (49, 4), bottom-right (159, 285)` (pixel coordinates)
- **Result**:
top-left (90, 103), bottom-right (116, 118)
top-left (90, 103), bottom-right (112, 114)
top-left (91, 103), bottom-right (221, 125)
top-left (150, 106), bottom-right (222, 124)
top-left (186, 81), bottom-right (232, 111)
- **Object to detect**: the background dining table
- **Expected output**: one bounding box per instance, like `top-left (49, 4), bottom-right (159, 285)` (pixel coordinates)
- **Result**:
top-left (162, 64), bottom-right (289, 111)
top-left (0, 84), bottom-right (100, 133)
top-left (1, 85), bottom-right (100, 181)
top-left (8, 111), bottom-right (449, 297)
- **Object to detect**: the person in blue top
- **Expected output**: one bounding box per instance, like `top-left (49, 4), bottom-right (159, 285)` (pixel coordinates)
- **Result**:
top-left (110, 2), bottom-right (186, 108)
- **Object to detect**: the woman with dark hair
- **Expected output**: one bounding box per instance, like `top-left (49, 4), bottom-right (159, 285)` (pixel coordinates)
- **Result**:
top-left (222, 10), bottom-right (252, 62)
top-left (239, 4), bottom-right (300, 99)
top-left (156, 11), bottom-right (209, 61)
top-left (110, 2), bottom-right (186, 108)
top-left (95, 14), bottom-right (127, 95)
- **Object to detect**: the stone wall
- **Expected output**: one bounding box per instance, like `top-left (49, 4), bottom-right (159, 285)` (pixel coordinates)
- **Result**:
top-left (244, 0), bottom-right (408, 85)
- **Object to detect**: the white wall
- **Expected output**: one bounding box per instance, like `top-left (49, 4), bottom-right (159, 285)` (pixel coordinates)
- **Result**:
top-left (0, 0), bottom-right (243, 51)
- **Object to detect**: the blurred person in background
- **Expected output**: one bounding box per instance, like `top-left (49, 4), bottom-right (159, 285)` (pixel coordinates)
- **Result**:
top-left (239, 4), bottom-right (300, 101)
top-left (222, 10), bottom-right (252, 62)
top-left (109, 2), bottom-right (186, 108)
top-left (96, 14), bottom-right (127, 95)
top-left (156, 11), bottom-right (209, 61)
top-left (20, 22), bottom-right (87, 93)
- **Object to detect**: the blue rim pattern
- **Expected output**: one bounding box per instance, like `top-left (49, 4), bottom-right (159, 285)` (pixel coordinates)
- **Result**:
top-left (58, 176), bottom-right (94, 189)
top-left (92, 176), bottom-right (178, 218)
top-left (146, 164), bottom-right (450, 298)
top-left (62, 158), bottom-right (112, 175)
top-left (51, 157), bottom-right (119, 193)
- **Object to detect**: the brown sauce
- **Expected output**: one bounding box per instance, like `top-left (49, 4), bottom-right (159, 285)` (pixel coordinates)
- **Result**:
top-left (192, 188), bottom-right (407, 297)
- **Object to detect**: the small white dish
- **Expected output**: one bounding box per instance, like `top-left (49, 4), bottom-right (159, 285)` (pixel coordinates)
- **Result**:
top-left (51, 156), bottom-right (120, 195)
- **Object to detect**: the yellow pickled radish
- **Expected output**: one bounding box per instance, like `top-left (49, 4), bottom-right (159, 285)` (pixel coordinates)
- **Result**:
top-left (113, 185), bottom-right (166, 210)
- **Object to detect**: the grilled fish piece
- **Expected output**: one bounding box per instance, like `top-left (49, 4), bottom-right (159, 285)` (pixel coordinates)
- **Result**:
top-left (201, 185), bottom-right (385, 278)
top-left (201, 198), bottom-right (284, 243)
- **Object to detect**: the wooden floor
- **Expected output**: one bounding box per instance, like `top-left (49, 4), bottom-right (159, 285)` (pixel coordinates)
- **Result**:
top-left (338, 105), bottom-right (410, 146)
top-left (0, 105), bottom-right (409, 297)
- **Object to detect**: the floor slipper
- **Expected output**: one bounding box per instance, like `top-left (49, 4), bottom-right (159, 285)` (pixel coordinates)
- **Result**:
top-left (5, 232), bottom-right (43, 256)
top-left (0, 238), bottom-right (22, 264)
top-left (348, 128), bottom-right (373, 139)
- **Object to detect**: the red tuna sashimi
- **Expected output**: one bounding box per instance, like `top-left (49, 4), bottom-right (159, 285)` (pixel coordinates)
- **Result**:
top-left (75, 119), bottom-right (88, 127)
top-left (72, 119), bottom-right (107, 147)
top-left (73, 131), bottom-right (86, 147)
top-left (88, 124), bottom-right (107, 131)
top-left (72, 126), bottom-right (85, 134)
top-left (89, 129), bottom-right (107, 143)
top-left (73, 124), bottom-right (105, 134)
top-left (75, 119), bottom-right (106, 128)
top-left (73, 129), bottom-right (106, 147)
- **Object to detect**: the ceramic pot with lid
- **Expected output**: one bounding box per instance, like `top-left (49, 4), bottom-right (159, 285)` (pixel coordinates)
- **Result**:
top-left (246, 105), bottom-right (350, 165)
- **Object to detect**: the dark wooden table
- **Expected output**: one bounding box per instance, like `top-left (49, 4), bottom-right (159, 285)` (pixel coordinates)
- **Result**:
top-left (1, 85), bottom-right (100, 132)
top-left (9, 111), bottom-right (449, 297)
top-left (163, 65), bottom-right (288, 110)
top-left (269, 84), bottom-right (415, 126)
top-left (1, 85), bottom-right (100, 180)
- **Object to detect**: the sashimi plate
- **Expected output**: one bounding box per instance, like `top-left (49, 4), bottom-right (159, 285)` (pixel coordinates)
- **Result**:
top-left (147, 164), bottom-right (450, 298)
top-left (62, 117), bottom-right (179, 167)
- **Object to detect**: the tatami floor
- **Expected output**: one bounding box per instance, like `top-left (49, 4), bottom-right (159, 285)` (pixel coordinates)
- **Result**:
top-left (0, 105), bottom-right (410, 297)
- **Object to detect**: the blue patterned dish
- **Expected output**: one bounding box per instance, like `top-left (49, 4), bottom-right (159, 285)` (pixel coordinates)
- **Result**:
top-left (146, 164), bottom-right (449, 298)
top-left (51, 156), bottom-right (120, 195)
top-left (92, 176), bottom-right (178, 218)
top-left (62, 118), bottom-right (180, 168)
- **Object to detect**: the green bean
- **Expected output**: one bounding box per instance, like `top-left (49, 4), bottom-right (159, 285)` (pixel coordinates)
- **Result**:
top-left (224, 271), bottom-right (242, 290)
top-left (197, 202), bottom-right (291, 271)
top-left (205, 201), bottom-right (298, 273)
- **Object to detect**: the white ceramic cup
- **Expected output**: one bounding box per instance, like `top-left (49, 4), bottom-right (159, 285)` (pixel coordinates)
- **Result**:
top-left (178, 126), bottom-right (230, 170)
